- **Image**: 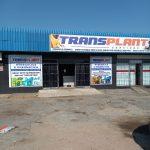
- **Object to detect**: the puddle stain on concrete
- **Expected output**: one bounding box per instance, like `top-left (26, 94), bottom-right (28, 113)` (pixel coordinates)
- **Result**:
top-left (115, 116), bottom-right (150, 138)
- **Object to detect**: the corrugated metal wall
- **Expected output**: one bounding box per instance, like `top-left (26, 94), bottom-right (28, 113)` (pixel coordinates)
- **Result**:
top-left (0, 28), bottom-right (49, 52)
top-left (0, 27), bottom-right (150, 52)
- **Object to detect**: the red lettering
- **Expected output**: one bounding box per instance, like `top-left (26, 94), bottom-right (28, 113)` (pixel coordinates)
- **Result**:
top-left (140, 39), bottom-right (149, 46)
top-left (106, 38), bottom-right (115, 45)
top-left (115, 38), bottom-right (122, 46)
top-left (124, 39), bottom-right (132, 46)
top-left (132, 39), bottom-right (140, 46)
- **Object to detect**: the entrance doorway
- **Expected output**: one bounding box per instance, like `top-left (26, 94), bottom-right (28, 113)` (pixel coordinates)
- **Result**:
top-left (59, 64), bottom-right (75, 87)
top-left (43, 62), bottom-right (90, 88)
top-left (135, 64), bottom-right (141, 85)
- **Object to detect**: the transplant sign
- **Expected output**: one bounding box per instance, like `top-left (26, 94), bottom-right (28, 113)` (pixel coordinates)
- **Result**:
top-left (9, 55), bottom-right (43, 87)
top-left (90, 56), bottom-right (112, 85)
top-left (50, 34), bottom-right (150, 53)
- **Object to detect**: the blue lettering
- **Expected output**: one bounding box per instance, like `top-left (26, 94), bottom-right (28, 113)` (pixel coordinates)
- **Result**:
top-left (60, 36), bottom-right (107, 45)
top-left (97, 38), bottom-right (106, 45)
top-left (79, 37), bottom-right (88, 45)
top-left (88, 38), bottom-right (97, 45)
top-left (69, 37), bottom-right (78, 44)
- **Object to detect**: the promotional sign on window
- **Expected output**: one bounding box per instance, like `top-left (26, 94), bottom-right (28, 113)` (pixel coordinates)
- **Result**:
top-left (9, 55), bottom-right (42, 87)
top-left (49, 34), bottom-right (150, 53)
top-left (90, 56), bottom-right (112, 85)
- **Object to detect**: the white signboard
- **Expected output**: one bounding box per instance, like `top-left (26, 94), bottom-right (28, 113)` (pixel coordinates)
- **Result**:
top-left (9, 55), bottom-right (43, 87)
top-left (90, 56), bottom-right (112, 85)
top-left (50, 34), bottom-right (150, 53)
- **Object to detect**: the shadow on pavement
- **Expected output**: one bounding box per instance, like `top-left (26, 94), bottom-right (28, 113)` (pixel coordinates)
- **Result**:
top-left (132, 124), bottom-right (150, 150)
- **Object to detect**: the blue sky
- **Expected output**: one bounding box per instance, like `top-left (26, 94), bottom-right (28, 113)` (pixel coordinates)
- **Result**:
top-left (0, 0), bottom-right (150, 34)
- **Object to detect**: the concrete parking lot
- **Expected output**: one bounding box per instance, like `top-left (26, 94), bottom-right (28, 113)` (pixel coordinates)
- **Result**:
top-left (0, 88), bottom-right (150, 150)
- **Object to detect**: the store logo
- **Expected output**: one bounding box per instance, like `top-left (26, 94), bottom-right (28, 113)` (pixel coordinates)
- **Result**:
top-left (50, 34), bottom-right (62, 48)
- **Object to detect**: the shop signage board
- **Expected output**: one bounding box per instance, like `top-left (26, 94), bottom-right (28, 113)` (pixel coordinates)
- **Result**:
top-left (9, 55), bottom-right (43, 87)
top-left (50, 34), bottom-right (150, 53)
top-left (90, 56), bottom-right (112, 85)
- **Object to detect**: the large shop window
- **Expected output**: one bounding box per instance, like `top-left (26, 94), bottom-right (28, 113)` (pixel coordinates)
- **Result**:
top-left (143, 63), bottom-right (150, 86)
top-left (116, 63), bottom-right (130, 86)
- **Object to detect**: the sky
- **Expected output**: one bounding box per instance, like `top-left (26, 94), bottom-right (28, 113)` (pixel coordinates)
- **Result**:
top-left (0, 0), bottom-right (150, 34)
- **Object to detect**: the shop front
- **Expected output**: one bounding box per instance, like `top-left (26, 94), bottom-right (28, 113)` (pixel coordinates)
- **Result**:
top-left (0, 28), bottom-right (150, 93)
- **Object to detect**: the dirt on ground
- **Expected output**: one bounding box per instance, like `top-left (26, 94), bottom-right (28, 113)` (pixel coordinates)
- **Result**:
top-left (0, 88), bottom-right (150, 150)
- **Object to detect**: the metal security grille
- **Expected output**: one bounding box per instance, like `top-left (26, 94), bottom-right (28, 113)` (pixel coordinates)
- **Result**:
top-left (75, 64), bottom-right (90, 86)
top-left (43, 63), bottom-right (58, 87)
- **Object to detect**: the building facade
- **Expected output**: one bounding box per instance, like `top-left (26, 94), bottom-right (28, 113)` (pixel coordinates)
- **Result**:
top-left (0, 28), bottom-right (150, 93)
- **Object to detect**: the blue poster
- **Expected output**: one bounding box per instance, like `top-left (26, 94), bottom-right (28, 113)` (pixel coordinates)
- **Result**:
top-left (9, 55), bottom-right (43, 87)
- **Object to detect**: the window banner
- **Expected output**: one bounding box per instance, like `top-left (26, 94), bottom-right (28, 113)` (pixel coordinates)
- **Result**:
top-left (90, 56), bottom-right (112, 85)
top-left (9, 55), bottom-right (43, 87)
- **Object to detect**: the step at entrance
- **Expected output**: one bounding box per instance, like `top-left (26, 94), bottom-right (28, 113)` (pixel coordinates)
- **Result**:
top-left (38, 88), bottom-right (102, 98)
top-left (131, 87), bottom-right (149, 95)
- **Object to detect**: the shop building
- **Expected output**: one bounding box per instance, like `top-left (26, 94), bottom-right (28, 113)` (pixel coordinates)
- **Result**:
top-left (0, 28), bottom-right (150, 93)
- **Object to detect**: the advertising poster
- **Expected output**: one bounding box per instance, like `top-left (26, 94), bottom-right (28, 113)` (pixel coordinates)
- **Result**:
top-left (50, 34), bottom-right (150, 53)
top-left (90, 57), bottom-right (112, 85)
top-left (9, 55), bottom-right (42, 87)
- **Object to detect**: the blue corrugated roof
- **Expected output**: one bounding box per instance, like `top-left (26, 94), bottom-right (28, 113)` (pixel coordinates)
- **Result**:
top-left (0, 27), bottom-right (150, 52)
